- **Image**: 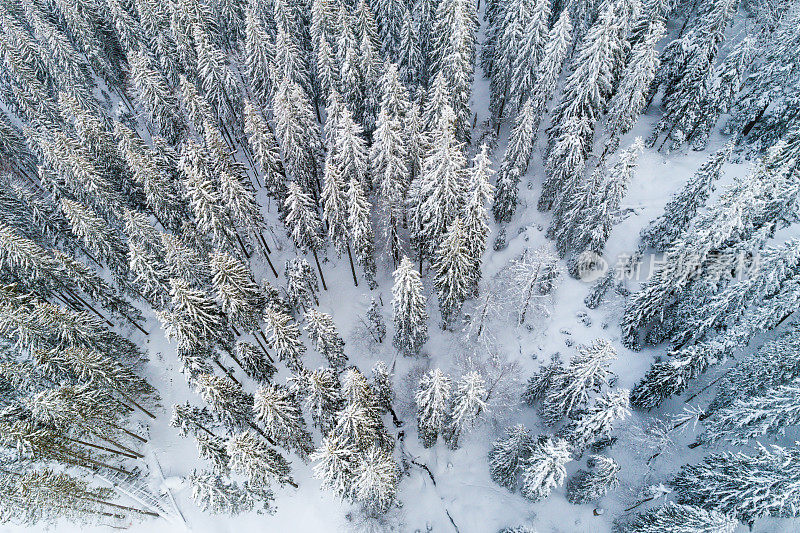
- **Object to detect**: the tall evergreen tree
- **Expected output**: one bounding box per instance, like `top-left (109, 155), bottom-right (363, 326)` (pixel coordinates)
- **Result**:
top-left (392, 256), bottom-right (429, 356)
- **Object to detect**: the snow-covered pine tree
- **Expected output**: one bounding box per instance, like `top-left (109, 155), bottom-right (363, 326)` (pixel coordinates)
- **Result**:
top-left (254, 383), bottom-right (315, 459)
top-left (493, 99), bottom-right (537, 223)
top-left (671, 444), bottom-right (800, 526)
top-left (285, 257), bottom-right (320, 311)
top-left (463, 144), bottom-right (494, 295)
top-left (194, 373), bottom-right (253, 432)
top-left (291, 367), bottom-right (344, 434)
top-left (640, 143), bottom-right (732, 252)
top-left (538, 116), bottom-right (590, 212)
top-left (488, 424), bottom-right (535, 490)
top-left (59, 199), bottom-right (129, 284)
top-left (519, 435), bottom-right (571, 502)
top-left (702, 378), bottom-right (800, 445)
top-left (392, 256), bottom-right (429, 356)
top-left (706, 324), bottom-right (800, 418)
top-left (210, 250), bottom-right (265, 332)
top-left (372, 68), bottom-right (410, 263)
top-left (244, 102), bottom-right (288, 209)
top-left (127, 50), bottom-right (185, 143)
top-left (565, 455), bottom-right (620, 504)
top-left (415, 368), bottom-right (452, 447)
top-left (194, 25), bottom-right (241, 125)
top-left (373, 0), bottom-right (404, 62)
top-left (565, 138), bottom-right (644, 269)
top-left (508, 0), bottom-right (550, 111)
top-left (549, 3), bottom-right (625, 149)
top-left (539, 339), bottom-right (617, 425)
top-left (559, 389), bottom-right (631, 452)
top-left (433, 217), bottom-right (472, 326)
top-left (161, 233), bottom-right (211, 287)
top-left (190, 471), bottom-right (256, 514)
top-left (244, 8), bottom-right (274, 110)
top-left (283, 181), bottom-right (326, 288)
top-left (273, 81), bottom-right (323, 197)
top-left (621, 138), bottom-right (800, 351)
top-left (605, 23), bottom-right (664, 148)
top-left (114, 123), bottom-right (186, 230)
top-left (352, 444), bottom-right (399, 513)
top-left (366, 297), bottom-right (387, 343)
top-left (180, 140), bottom-right (237, 253)
top-left (304, 309), bottom-right (347, 372)
top-left (331, 104), bottom-right (370, 190)
top-left (398, 9), bottom-right (421, 91)
top-left (616, 502), bottom-right (738, 533)
top-left (647, 0), bottom-right (737, 151)
top-left (346, 176), bottom-right (377, 289)
top-left (226, 430), bottom-right (295, 488)
top-left (522, 358), bottom-right (565, 406)
top-left (444, 371), bottom-right (487, 449)
top-left (433, 0), bottom-right (477, 143)
top-left (321, 153), bottom-right (350, 258)
top-left (169, 277), bottom-right (230, 347)
top-left (487, 0), bottom-right (540, 125)
top-left (263, 307), bottom-right (306, 373)
top-left (408, 105), bottom-right (467, 263)
top-left (230, 344), bottom-right (273, 387)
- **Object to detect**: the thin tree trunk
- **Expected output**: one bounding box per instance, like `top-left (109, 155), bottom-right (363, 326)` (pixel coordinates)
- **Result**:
top-left (113, 387), bottom-right (157, 420)
top-left (83, 497), bottom-right (160, 518)
top-left (212, 359), bottom-right (241, 386)
top-left (64, 437), bottom-right (139, 460)
top-left (346, 242), bottom-right (359, 287)
top-left (254, 332), bottom-right (275, 363)
top-left (97, 435), bottom-right (144, 458)
top-left (312, 249), bottom-right (327, 290)
top-left (685, 372), bottom-right (727, 403)
top-left (235, 232), bottom-right (251, 259)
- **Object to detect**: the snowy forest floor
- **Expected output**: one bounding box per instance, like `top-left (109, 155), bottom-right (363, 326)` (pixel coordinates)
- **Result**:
top-left (13, 12), bottom-right (800, 533)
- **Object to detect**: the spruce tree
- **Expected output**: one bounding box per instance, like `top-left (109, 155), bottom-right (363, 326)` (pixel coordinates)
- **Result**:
top-left (559, 390), bottom-right (631, 452)
top-left (519, 435), bottom-right (571, 502)
top-left (346, 176), bottom-right (377, 289)
top-left (210, 250), bottom-right (265, 332)
top-left (566, 455), bottom-right (620, 504)
top-left (672, 445), bottom-right (800, 526)
top-left (226, 431), bottom-right (295, 488)
top-left (605, 23), bottom-right (664, 146)
top-left (244, 102), bottom-right (288, 208)
top-left (254, 383), bottom-right (315, 459)
top-left (616, 502), bottom-right (738, 533)
top-left (445, 371), bottom-right (487, 449)
top-left (235, 340), bottom-right (276, 384)
top-left (127, 50), bottom-right (184, 143)
top-left (415, 368), bottom-right (452, 447)
top-left (392, 256), bottom-right (429, 356)
top-left (463, 145), bottom-right (494, 295)
top-left (263, 307), bottom-right (306, 372)
top-left (408, 106), bottom-right (467, 262)
top-left (493, 100), bottom-right (537, 223)
top-left (640, 143), bottom-right (732, 252)
top-left (433, 217), bottom-right (472, 326)
top-left (244, 8), bottom-right (274, 109)
top-left (304, 309), bottom-right (348, 372)
top-left (194, 374), bottom-right (253, 432)
top-left (488, 424), bottom-right (535, 490)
